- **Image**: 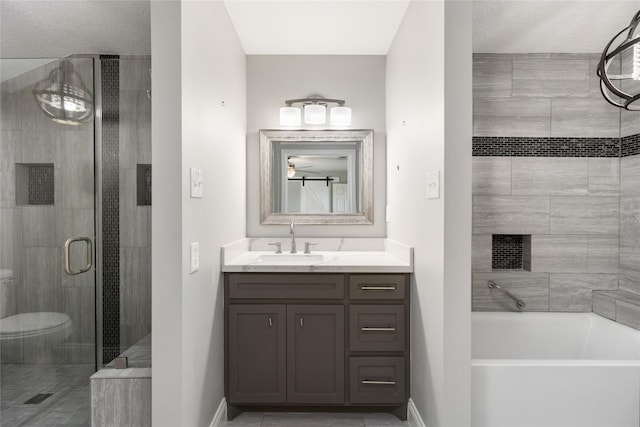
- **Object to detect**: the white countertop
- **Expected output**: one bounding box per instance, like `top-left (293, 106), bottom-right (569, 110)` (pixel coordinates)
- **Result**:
top-left (221, 238), bottom-right (413, 273)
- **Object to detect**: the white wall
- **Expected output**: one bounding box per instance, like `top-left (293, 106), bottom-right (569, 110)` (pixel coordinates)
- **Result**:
top-left (246, 55), bottom-right (387, 238)
top-left (152, 1), bottom-right (246, 426)
top-left (386, 1), bottom-right (471, 426)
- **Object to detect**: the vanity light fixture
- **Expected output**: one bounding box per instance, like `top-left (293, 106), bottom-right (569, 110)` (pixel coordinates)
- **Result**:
top-left (33, 59), bottom-right (93, 125)
top-left (598, 10), bottom-right (640, 110)
top-left (279, 95), bottom-right (352, 126)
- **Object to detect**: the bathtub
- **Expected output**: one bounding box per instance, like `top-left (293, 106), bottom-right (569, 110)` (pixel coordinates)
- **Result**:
top-left (472, 312), bottom-right (640, 427)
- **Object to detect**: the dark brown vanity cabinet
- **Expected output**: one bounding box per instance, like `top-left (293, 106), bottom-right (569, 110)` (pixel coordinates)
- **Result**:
top-left (224, 272), bottom-right (410, 420)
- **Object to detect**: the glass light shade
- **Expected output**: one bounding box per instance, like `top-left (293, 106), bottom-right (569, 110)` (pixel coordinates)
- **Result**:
top-left (280, 106), bottom-right (301, 126)
top-left (287, 162), bottom-right (296, 178)
top-left (304, 104), bottom-right (326, 125)
top-left (330, 106), bottom-right (351, 126)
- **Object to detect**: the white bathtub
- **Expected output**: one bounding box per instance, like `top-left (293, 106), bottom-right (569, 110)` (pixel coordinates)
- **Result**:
top-left (472, 312), bottom-right (640, 427)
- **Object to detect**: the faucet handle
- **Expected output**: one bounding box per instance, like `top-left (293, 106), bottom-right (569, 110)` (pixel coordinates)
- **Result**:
top-left (268, 242), bottom-right (282, 254)
top-left (304, 242), bottom-right (317, 254)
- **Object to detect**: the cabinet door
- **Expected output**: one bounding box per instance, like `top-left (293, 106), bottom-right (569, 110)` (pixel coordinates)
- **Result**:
top-left (287, 305), bottom-right (345, 404)
top-left (228, 305), bottom-right (286, 403)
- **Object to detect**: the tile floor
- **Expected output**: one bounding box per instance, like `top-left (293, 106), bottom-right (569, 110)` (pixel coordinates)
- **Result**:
top-left (221, 411), bottom-right (409, 427)
top-left (0, 364), bottom-right (94, 427)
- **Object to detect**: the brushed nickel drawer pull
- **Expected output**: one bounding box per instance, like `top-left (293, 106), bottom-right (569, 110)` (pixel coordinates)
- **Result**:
top-left (361, 327), bottom-right (396, 332)
top-left (268, 317), bottom-right (273, 327)
top-left (362, 380), bottom-right (396, 385)
top-left (360, 285), bottom-right (397, 291)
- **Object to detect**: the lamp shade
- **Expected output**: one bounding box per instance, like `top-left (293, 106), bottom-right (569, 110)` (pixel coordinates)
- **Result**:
top-left (330, 106), bottom-right (351, 126)
top-left (280, 106), bottom-right (301, 126)
top-left (304, 104), bottom-right (326, 125)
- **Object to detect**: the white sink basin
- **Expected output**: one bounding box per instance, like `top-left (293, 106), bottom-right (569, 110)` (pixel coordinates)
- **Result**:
top-left (256, 254), bottom-right (325, 264)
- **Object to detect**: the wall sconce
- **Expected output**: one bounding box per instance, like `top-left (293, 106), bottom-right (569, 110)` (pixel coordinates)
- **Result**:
top-left (598, 10), bottom-right (640, 110)
top-left (279, 95), bottom-right (352, 126)
top-left (33, 59), bottom-right (93, 125)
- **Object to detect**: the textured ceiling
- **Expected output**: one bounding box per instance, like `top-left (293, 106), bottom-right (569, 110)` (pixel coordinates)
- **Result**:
top-left (0, 0), bottom-right (150, 58)
top-left (1, 0), bottom-right (638, 58)
top-left (473, 1), bottom-right (640, 53)
top-left (222, 0), bottom-right (411, 55)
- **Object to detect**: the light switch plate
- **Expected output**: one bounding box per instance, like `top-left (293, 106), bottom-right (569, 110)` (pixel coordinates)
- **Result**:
top-left (427, 170), bottom-right (440, 199)
top-left (190, 168), bottom-right (203, 198)
top-left (190, 242), bottom-right (199, 273)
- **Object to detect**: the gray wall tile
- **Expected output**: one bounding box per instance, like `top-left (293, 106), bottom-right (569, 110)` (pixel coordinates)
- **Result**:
top-left (619, 275), bottom-right (640, 295)
top-left (621, 108), bottom-right (640, 137)
top-left (513, 59), bottom-right (589, 98)
top-left (550, 196), bottom-right (619, 234)
top-left (588, 158), bottom-right (619, 196)
top-left (551, 98), bottom-right (620, 138)
top-left (549, 273), bottom-right (618, 312)
top-left (1, 130), bottom-right (20, 208)
top-left (474, 97), bottom-right (551, 137)
top-left (472, 272), bottom-right (549, 311)
top-left (619, 197), bottom-right (640, 281)
top-left (616, 300), bottom-right (640, 330)
top-left (472, 234), bottom-right (492, 272)
top-left (22, 206), bottom-right (56, 247)
top-left (91, 377), bottom-right (151, 427)
top-left (588, 235), bottom-right (619, 274)
top-left (512, 158), bottom-right (588, 196)
top-left (472, 157), bottom-right (511, 195)
top-left (473, 196), bottom-right (550, 234)
top-left (620, 155), bottom-right (640, 197)
top-left (473, 56), bottom-right (512, 98)
top-left (1, 76), bottom-right (22, 130)
top-left (589, 58), bottom-right (620, 99)
top-left (58, 129), bottom-right (94, 209)
top-left (592, 293), bottom-right (616, 320)
top-left (531, 235), bottom-right (588, 273)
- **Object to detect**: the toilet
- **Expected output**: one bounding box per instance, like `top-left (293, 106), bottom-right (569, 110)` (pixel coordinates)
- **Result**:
top-left (0, 270), bottom-right (73, 363)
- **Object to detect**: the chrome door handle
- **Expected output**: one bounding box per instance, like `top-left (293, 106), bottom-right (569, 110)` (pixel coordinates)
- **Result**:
top-left (360, 285), bottom-right (396, 291)
top-left (361, 327), bottom-right (396, 331)
top-left (64, 237), bottom-right (93, 275)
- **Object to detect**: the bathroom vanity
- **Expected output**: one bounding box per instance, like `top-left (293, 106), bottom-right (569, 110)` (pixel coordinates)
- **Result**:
top-left (221, 239), bottom-right (413, 420)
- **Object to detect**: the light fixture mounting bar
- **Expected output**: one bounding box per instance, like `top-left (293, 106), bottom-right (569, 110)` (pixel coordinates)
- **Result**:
top-left (285, 97), bottom-right (345, 107)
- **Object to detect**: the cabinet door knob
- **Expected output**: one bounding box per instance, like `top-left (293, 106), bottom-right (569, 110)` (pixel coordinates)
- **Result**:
top-left (300, 317), bottom-right (304, 327)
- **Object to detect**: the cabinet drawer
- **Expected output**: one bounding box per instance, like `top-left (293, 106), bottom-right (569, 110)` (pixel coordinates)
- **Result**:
top-left (349, 305), bottom-right (405, 352)
top-left (349, 357), bottom-right (405, 404)
top-left (228, 274), bottom-right (344, 299)
top-left (349, 275), bottom-right (406, 300)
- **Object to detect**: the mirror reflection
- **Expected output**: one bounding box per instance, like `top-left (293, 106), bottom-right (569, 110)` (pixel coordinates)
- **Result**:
top-left (260, 129), bottom-right (373, 224)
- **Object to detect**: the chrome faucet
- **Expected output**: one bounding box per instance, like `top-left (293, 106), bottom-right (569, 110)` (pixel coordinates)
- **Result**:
top-left (289, 221), bottom-right (297, 254)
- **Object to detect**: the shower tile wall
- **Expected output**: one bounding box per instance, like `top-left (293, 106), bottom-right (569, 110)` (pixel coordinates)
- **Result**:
top-left (472, 53), bottom-right (631, 312)
top-left (118, 58), bottom-right (152, 353)
top-left (0, 59), bottom-right (95, 363)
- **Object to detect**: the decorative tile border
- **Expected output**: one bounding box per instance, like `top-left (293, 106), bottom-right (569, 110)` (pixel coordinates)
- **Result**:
top-left (621, 133), bottom-right (640, 157)
top-left (101, 55), bottom-right (120, 364)
top-left (473, 136), bottom-right (620, 157)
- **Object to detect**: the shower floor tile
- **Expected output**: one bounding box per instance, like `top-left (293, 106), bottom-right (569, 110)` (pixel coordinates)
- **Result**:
top-left (0, 364), bottom-right (94, 427)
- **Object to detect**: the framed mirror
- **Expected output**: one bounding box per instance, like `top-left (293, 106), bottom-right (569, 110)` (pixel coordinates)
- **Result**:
top-left (260, 129), bottom-right (374, 224)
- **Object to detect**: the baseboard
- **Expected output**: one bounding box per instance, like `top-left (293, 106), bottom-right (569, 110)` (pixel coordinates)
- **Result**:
top-left (209, 398), bottom-right (227, 427)
top-left (408, 398), bottom-right (427, 427)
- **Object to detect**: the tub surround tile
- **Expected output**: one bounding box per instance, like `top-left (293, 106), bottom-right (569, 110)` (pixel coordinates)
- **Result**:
top-left (549, 196), bottom-right (619, 235)
top-left (619, 275), bottom-right (640, 295)
top-left (512, 58), bottom-right (589, 98)
top-left (472, 234), bottom-right (492, 273)
top-left (588, 158), bottom-right (620, 196)
top-left (472, 272), bottom-right (549, 312)
top-left (592, 293), bottom-right (616, 320)
top-left (616, 300), bottom-right (640, 330)
top-left (590, 58), bottom-right (619, 98)
top-left (472, 136), bottom-right (620, 157)
top-left (474, 97), bottom-right (551, 137)
top-left (551, 98), bottom-right (621, 138)
top-left (472, 157), bottom-right (512, 195)
top-left (549, 274), bottom-right (618, 312)
top-left (512, 158), bottom-right (588, 196)
top-left (621, 155), bottom-right (640, 196)
top-left (530, 235), bottom-right (588, 273)
top-left (473, 196), bottom-right (550, 235)
top-left (473, 56), bottom-right (512, 98)
top-left (587, 235), bottom-right (619, 274)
